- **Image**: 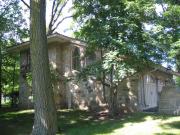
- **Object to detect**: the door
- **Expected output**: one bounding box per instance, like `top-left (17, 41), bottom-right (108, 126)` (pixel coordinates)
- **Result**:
top-left (138, 75), bottom-right (158, 110)
top-left (144, 82), bottom-right (157, 108)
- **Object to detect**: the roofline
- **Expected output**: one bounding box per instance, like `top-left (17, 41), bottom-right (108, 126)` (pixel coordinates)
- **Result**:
top-left (7, 33), bottom-right (86, 53)
top-left (157, 67), bottom-right (180, 77)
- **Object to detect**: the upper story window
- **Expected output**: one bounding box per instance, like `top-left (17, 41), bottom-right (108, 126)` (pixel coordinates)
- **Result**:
top-left (72, 47), bottom-right (81, 71)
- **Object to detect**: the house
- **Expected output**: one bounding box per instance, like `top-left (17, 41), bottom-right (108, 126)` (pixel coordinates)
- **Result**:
top-left (7, 33), bottom-right (179, 114)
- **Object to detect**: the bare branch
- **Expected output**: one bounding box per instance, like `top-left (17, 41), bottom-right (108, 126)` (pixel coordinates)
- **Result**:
top-left (48, 0), bottom-right (62, 33)
top-left (52, 1), bottom-right (61, 21)
top-left (52, 0), bottom-right (69, 25)
top-left (47, 0), bottom-right (72, 35)
top-left (48, 0), bottom-right (57, 31)
top-left (21, 0), bottom-right (30, 9)
top-left (51, 15), bottom-right (73, 33)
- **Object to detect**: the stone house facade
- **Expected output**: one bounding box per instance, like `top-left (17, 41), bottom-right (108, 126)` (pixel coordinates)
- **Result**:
top-left (8, 33), bottom-right (179, 114)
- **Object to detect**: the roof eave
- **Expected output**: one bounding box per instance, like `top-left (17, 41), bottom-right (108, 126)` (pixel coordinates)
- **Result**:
top-left (7, 33), bottom-right (86, 53)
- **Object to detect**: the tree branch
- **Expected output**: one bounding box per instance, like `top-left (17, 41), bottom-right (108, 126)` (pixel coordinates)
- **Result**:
top-left (51, 15), bottom-right (73, 33)
top-left (48, 0), bottom-right (57, 32)
top-left (21, 0), bottom-right (30, 9)
top-left (52, 0), bottom-right (69, 25)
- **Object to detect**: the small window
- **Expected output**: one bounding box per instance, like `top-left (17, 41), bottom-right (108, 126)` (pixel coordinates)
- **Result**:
top-left (72, 47), bottom-right (81, 70)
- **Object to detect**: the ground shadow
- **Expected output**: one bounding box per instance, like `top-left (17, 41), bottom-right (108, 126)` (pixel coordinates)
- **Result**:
top-left (0, 108), bottom-right (34, 135)
top-left (57, 111), bottom-right (157, 135)
top-left (0, 107), bottom-right (179, 135)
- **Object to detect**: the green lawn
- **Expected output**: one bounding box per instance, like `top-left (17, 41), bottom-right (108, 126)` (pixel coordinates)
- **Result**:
top-left (0, 108), bottom-right (180, 135)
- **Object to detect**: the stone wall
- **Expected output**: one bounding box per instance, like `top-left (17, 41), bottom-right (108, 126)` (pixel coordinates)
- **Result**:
top-left (116, 78), bottom-right (139, 113)
top-left (65, 75), bottom-right (140, 112)
top-left (18, 41), bottom-right (175, 113)
top-left (159, 86), bottom-right (180, 115)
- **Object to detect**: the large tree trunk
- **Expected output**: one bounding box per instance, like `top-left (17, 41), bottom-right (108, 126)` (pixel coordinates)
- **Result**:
top-left (30, 0), bottom-right (57, 134)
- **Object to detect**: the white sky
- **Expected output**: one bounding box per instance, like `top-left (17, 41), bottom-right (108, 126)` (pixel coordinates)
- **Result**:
top-left (20, 0), bottom-right (74, 37)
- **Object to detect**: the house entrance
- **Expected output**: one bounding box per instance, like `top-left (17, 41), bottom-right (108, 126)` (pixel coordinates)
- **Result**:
top-left (138, 75), bottom-right (159, 110)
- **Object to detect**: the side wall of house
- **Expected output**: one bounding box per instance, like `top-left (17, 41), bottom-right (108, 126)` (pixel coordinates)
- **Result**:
top-left (19, 50), bottom-right (33, 108)
top-left (18, 42), bottom-right (175, 113)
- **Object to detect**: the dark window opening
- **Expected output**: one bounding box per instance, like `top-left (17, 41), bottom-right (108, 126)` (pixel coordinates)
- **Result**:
top-left (72, 47), bottom-right (81, 71)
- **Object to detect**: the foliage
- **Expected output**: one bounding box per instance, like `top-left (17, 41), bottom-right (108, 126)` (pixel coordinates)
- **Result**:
top-left (74, 0), bottom-right (168, 76)
top-left (73, 0), bottom-right (180, 115)
top-left (153, 1), bottom-right (180, 70)
top-left (175, 77), bottom-right (180, 87)
top-left (0, 0), bottom-right (28, 100)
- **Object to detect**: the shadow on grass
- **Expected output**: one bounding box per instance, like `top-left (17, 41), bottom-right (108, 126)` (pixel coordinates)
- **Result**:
top-left (165, 121), bottom-right (180, 129)
top-left (0, 107), bottom-right (180, 135)
top-left (154, 114), bottom-right (180, 135)
top-left (0, 108), bottom-right (34, 135)
top-left (57, 111), bottom-right (158, 135)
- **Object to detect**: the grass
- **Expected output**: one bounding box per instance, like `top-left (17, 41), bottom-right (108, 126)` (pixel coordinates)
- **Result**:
top-left (0, 108), bottom-right (180, 135)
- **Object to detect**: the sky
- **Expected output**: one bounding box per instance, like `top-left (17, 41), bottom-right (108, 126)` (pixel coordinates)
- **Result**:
top-left (20, 0), bottom-right (74, 37)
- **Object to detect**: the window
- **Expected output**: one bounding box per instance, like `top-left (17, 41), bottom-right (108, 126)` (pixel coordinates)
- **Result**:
top-left (72, 47), bottom-right (81, 70)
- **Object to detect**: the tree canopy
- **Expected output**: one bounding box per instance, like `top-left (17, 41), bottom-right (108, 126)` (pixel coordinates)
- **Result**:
top-left (74, 0), bottom-right (180, 71)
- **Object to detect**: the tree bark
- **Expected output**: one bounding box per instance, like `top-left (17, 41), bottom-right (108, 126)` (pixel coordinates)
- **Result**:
top-left (30, 0), bottom-right (57, 134)
top-left (108, 65), bottom-right (118, 117)
top-left (100, 49), bottom-right (106, 103)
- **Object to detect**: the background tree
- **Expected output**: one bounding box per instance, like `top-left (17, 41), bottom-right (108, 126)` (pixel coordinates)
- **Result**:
top-left (0, 0), bottom-right (28, 107)
top-left (30, 0), bottom-right (57, 134)
top-left (74, 0), bottom-right (171, 116)
top-left (155, 0), bottom-right (180, 85)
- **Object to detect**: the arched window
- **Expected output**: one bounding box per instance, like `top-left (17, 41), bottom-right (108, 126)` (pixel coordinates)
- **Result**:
top-left (72, 47), bottom-right (81, 70)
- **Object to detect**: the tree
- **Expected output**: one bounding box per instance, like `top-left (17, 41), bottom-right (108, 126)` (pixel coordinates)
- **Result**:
top-left (154, 0), bottom-right (180, 85)
top-left (30, 0), bottom-right (57, 134)
top-left (0, 0), bottom-right (28, 107)
top-left (74, 0), bottom-right (168, 116)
